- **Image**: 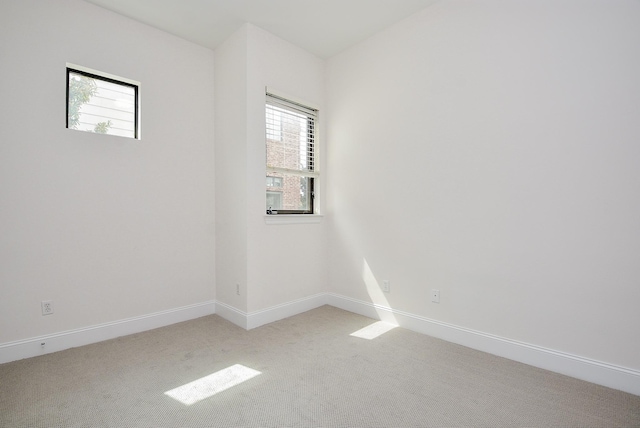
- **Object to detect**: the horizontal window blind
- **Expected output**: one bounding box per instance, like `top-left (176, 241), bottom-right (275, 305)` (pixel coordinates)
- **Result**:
top-left (266, 93), bottom-right (317, 178)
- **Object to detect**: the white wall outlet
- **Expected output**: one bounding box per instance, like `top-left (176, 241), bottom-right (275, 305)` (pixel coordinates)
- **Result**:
top-left (236, 284), bottom-right (240, 295)
top-left (431, 289), bottom-right (440, 303)
top-left (41, 300), bottom-right (54, 315)
top-left (382, 280), bottom-right (390, 293)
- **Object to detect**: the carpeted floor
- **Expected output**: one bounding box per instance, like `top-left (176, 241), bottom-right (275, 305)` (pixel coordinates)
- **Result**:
top-left (1, 305), bottom-right (639, 427)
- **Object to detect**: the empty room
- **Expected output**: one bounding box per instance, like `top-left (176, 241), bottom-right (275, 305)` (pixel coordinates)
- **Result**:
top-left (1, 0), bottom-right (639, 426)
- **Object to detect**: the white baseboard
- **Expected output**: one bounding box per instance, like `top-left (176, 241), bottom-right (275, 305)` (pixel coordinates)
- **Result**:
top-left (215, 293), bottom-right (328, 330)
top-left (3, 293), bottom-right (638, 397)
top-left (0, 301), bottom-right (215, 365)
top-left (247, 293), bottom-right (327, 329)
top-left (326, 292), bottom-right (640, 397)
top-left (215, 301), bottom-right (248, 329)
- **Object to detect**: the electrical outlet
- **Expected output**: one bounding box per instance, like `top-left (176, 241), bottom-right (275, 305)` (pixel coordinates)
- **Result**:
top-left (382, 280), bottom-right (390, 293)
top-left (236, 284), bottom-right (240, 296)
top-left (41, 300), bottom-right (54, 315)
top-left (431, 289), bottom-right (440, 303)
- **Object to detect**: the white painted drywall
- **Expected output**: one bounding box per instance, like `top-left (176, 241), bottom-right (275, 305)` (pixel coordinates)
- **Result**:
top-left (0, 0), bottom-right (215, 344)
top-left (244, 25), bottom-right (327, 313)
top-left (214, 26), bottom-right (249, 312)
top-left (326, 0), bottom-right (640, 370)
top-left (213, 24), bottom-right (327, 316)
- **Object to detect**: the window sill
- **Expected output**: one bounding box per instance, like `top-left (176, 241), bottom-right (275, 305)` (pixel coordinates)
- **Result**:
top-left (264, 214), bottom-right (324, 225)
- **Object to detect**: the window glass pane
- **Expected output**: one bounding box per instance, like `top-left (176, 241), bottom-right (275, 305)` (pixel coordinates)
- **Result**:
top-left (266, 93), bottom-right (316, 214)
top-left (266, 176), bottom-right (283, 187)
top-left (266, 191), bottom-right (282, 210)
top-left (67, 69), bottom-right (137, 139)
top-left (266, 175), bottom-right (312, 212)
top-left (294, 176), bottom-right (312, 212)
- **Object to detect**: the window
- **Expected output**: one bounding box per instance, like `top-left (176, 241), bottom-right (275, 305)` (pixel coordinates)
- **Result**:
top-left (66, 66), bottom-right (139, 139)
top-left (265, 93), bottom-right (317, 214)
top-left (266, 191), bottom-right (283, 210)
top-left (266, 176), bottom-right (283, 187)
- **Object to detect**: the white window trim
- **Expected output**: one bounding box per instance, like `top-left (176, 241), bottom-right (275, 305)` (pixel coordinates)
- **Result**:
top-left (264, 214), bottom-right (324, 225)
top-left (67, 63), bottom-right (140, 87)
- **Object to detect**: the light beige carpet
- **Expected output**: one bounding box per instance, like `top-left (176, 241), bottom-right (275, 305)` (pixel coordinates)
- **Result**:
top-left (1, 305), bottom-right (638, 427)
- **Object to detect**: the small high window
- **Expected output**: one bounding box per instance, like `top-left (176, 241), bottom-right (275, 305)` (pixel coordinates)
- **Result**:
top-left (265, 93), bottom-right (317, 214)
top-left (66, 66), bottom-right (139, 139)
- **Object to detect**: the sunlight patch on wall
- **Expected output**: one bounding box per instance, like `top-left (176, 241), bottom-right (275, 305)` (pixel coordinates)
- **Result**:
top-left (362, 258), bottom-right (398, 324)
top-left (165, 364), bottom-right (261, 405)
top-left (350, 321), bottom-right (397, 340)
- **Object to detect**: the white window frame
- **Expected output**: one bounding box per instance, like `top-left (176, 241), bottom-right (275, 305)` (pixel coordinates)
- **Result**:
top-left (66, 63), bottom-right (140, 139)
top-left (265, 91), bottom-right (319, 215)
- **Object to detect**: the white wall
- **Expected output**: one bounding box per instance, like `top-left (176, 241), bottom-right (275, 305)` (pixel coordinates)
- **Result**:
top-left (0, 0), bottom-right (216, 344)
top-left (245, 25), bottom-right (327, 313)
top-left (326, 0), bottom-right (640, 370)
top-left (214, 26), bottom-right (249, 312)
top-left (214, 24), bottom-right (327, 316)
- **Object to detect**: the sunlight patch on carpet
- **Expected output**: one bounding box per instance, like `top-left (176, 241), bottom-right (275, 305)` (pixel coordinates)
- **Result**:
top-left (350, 321), bottom-right (397, 340)
top-left (165, 364), bottom-right (261, 405)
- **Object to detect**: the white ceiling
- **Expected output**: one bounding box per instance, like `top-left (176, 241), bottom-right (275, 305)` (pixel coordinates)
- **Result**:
top-left (85, 0), bottom-right (439, 58)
